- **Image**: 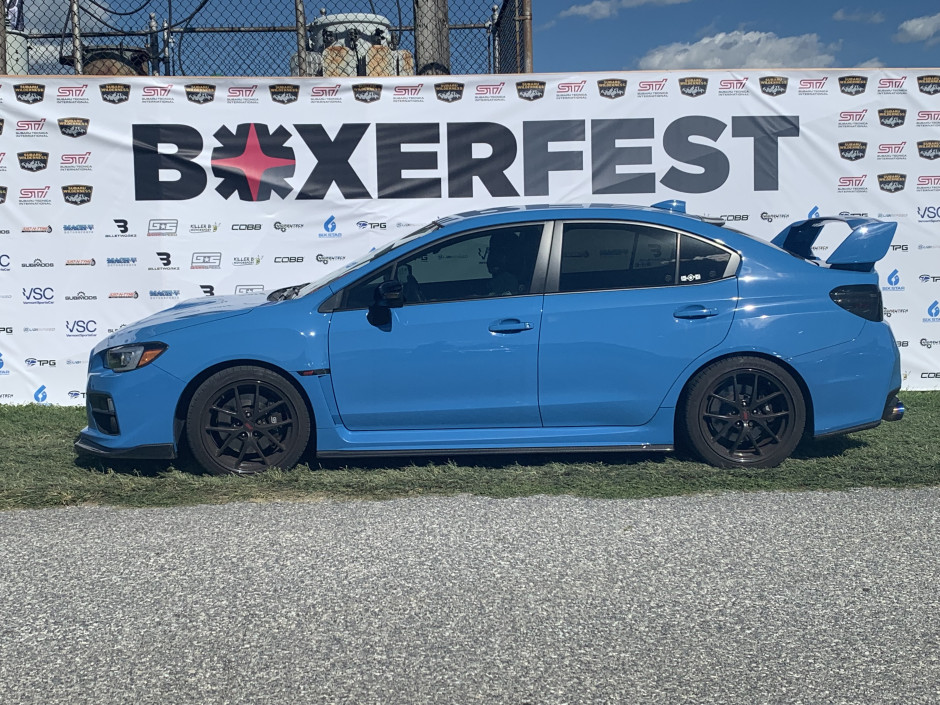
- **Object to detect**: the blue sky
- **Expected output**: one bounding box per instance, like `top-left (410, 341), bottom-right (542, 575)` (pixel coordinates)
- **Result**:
top-left (533, 0), bottom-right (940, 73)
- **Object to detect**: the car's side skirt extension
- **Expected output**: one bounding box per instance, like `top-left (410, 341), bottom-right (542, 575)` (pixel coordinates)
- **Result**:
top-left (316, 444), bottom-right (674, 459)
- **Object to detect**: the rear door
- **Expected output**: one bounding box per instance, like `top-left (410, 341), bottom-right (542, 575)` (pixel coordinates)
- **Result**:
top-left (538, 220), bottom-right (739, 427)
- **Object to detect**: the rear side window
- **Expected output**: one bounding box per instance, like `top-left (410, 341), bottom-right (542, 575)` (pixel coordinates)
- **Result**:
top-left (558, 223), bottom-right (677, 292)
top-left (678, 234), bottom-right (734, 284)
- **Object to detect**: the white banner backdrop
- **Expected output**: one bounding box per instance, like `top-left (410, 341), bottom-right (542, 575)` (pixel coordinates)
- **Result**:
top-left (1, 69), bottom-right (939, 404)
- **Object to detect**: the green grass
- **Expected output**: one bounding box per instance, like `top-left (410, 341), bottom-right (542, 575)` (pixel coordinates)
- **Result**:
top-left (1, 392), bottom-right (938, 510)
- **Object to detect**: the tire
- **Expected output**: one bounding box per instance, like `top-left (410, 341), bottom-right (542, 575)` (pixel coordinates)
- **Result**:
top-left (680, 357), bottom-right (805, 469)
top-left (186, 366), bottom-right (311, 475)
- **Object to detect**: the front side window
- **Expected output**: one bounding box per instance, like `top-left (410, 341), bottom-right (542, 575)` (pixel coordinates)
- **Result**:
top-left (341, 224), bottom-right (543, 308)
top-left (558, 222), bottom-right (678, 293)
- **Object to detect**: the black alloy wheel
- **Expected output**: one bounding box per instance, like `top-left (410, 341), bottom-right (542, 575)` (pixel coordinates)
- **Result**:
top-left (186, 366), bottom-right (311, 475)
top-left (681, 357), bottom-right (805, 468)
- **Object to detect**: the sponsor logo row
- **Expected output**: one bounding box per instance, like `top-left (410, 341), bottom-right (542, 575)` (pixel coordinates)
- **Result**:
top-left (2, 217), bottom-right (400, 237)
top-left (3, 75), bottom-right (939, 106)
top-left (1, 252), bottom-right (347, 270)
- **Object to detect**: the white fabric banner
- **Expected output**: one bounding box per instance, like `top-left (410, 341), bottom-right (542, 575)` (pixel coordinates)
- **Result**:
top-left (1, 69), bottom-right (939, 404)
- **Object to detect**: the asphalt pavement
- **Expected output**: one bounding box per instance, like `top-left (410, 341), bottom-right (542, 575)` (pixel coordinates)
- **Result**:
top-left (1, 488), bottom-right (938, 704)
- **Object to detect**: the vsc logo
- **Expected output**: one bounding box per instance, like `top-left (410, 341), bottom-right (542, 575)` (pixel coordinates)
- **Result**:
top-left (22, 287), bottom-right (54, 304)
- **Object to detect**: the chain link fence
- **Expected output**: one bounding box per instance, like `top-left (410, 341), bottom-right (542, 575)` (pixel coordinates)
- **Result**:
top-left (2, 0), bottom-right (530, 77)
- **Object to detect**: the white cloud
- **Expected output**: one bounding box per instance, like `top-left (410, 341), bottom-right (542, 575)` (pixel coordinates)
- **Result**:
top-left (855, 57), bottom-right (885, 68)
top-left (560, 0), bottom-right (692, 21)
top-left (894, 12), bottom-right (940, 43)
top-left (636, 30), bottom-right (839, 69)
top-left (833, 9), bottom-right (885, 23)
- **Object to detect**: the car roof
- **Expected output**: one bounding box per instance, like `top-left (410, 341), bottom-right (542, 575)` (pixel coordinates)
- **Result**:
top-left (433, 203), bottom-right (722, 230)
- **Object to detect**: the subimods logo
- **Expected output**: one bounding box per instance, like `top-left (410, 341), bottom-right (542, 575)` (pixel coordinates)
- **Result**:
top-left (131, 116), bottom-right (802, 202)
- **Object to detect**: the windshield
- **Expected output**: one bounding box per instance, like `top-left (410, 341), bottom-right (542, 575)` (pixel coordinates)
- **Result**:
top-left (293, 222), bottom-right (440, 298)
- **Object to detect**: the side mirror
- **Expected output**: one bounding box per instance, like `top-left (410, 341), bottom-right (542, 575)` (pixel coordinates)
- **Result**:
top-left (374, 280), bottom-right (404, 308)
top-left (366, 280), bottom-right (403, 328)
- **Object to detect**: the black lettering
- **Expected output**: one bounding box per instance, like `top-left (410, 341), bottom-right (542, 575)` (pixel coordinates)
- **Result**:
top-left (591, 119), bottom-right (656, 194)
top-left (295, 124), bottom-right (372, 199)
top-left (132, 124), bottom-right (206, 200)
top-left (523, 120), bottom-right (585, 196)
top-left (661, 116), bottom-right (729, 194)
top-left (731, 115), bottom-right (800, 191)
top-left (377, 124), bottom-right (441, 198)
top-left (446, 123), bottom-right (519, 198)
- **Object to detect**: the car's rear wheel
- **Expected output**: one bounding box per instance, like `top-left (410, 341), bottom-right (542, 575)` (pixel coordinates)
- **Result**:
top-left (681, 357), bottom-right (805, 468)
top-left (186, 366), bottom-right (310, 475)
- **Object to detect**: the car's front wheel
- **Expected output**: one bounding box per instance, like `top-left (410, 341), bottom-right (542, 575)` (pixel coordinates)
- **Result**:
top-left (681, 357), bottom-right (805, 468)
top-left (186, 366), bottom-right (311, 475)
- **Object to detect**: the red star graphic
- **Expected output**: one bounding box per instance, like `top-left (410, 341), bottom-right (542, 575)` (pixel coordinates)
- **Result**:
top-left (211, 124), bottom-right (295, 201)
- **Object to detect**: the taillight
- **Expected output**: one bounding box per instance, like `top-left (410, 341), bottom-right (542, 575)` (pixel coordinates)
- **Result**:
top-left (829, 284), bottom-right (883, 322)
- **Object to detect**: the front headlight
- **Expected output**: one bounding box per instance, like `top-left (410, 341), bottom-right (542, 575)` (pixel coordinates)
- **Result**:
top-left (104, 343), bottom-right (167, 372)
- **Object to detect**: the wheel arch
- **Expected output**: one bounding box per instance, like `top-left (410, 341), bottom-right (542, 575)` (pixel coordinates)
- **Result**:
top-left (172, 359), bottom-right (316, 448)
top-left (673, 351), bottom-right (815, 439)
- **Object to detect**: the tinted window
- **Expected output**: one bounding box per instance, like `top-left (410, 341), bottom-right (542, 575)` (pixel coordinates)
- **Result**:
top-left (678, 235), bottom-right (733, 284)
top-left (339, 224), bottom-right (543, 308)
top-left (559, 223), bottom-right (677, 292)
top-left (397, 225), bottom-right (542, 304)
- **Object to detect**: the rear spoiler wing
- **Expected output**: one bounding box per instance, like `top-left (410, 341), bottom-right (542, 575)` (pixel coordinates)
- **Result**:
top-left (770, 216), bottom-right (897, 272)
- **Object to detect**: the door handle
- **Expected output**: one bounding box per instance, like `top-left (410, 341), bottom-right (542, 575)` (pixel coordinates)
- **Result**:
top-left (488, 318), bottom-right (534, 333)
top-left (674, 305), bottom-right (719, 319)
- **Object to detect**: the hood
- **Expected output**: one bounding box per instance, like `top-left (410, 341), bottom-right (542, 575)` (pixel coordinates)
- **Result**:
top-left (98, 293), bottom-right (270, 349)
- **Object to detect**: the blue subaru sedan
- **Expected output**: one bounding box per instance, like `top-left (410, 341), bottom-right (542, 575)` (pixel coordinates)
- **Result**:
top-left (75, 202), bottom-right (903, 474)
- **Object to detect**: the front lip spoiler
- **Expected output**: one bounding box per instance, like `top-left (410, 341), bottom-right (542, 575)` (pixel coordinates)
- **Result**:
top-left (74, 434), bottom-right (176, 460)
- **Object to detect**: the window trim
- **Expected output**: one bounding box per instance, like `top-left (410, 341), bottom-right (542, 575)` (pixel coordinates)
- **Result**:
top-left (546, 219), bottom-right (740, 294)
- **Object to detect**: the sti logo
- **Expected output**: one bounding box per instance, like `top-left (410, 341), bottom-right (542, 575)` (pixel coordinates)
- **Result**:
top-left (919, 111), bottom-right (940, 121)
top-left (393, 85), bottom-right (423, 96)
top-left (57, 84), bottom-right (88, 97)
top-left (20, 186), bottom-right (51, 199)
top-left (142, 85), bottom-right (172, 97)
top-left (878, 143), bottom-right (906, 155)
top-left (638, 79), bottom-right (668, 92)
top-left (16, 119), bottom-right (46, 131)
top-left (879, 77), bottom-right (906, 89)
top-left (227, 85), bottom-right (257, 98)
top-left (918, 176), bottom-right (940, 187)
top-left (839, 110), bottom-right (867, 122)
top-left (719, 79), bottom-right (747, 90)
top-left (310, 85), bottom-right (340, 98)
top-left (557, 81), bottom-right (587, 94)
top-left (61, 152), bottom-right (91, 165)
top-left (838, 175), bottom-right (867, 187)
top-left (475, 83), bottom-right (505, 96)
top-left (799, 78), bottom-right (828, 89)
